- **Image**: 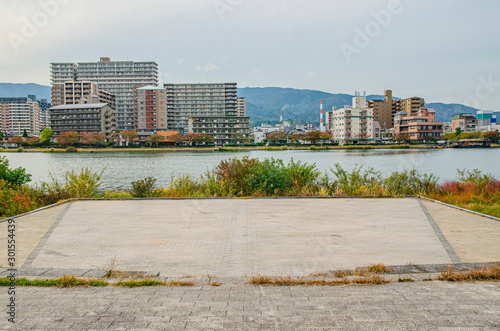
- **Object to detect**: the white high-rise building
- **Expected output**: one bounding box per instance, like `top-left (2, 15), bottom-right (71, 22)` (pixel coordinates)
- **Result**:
top-left (325, 92), bottom-right (374, 145)
top-left (51, 57), bottom-right (159, 131)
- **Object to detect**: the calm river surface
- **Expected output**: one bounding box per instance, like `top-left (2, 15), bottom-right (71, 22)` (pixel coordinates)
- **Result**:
top-left (1, 149), bottom-right (499, 190)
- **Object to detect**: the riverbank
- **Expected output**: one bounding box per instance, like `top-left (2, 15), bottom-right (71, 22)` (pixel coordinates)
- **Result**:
top-left (0, 144), bottom-right (452, 153)
top-left (2, 143), bottom-right (500, 153)
top-left (1, 157), bottom-right (499, 219)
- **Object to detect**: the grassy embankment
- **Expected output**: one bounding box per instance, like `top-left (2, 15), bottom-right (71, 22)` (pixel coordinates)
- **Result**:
top-left (1, 156), bottom-right (499, 219)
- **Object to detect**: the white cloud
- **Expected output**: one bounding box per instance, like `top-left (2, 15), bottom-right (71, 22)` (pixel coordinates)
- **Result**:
top-left (196, 63), bottom-right (219, 72)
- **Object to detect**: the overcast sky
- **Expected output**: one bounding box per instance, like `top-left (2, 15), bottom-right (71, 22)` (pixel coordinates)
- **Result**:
top-left (1, 0), bottom-right (499, 110)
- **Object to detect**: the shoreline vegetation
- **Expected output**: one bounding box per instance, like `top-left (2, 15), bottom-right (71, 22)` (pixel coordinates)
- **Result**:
top-left (1, 156), bottom-right (499, 219)
top-left (1, 144), bottom-right (499, 153)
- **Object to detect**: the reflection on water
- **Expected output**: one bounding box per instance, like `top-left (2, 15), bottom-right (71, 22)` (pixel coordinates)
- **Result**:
top-left (1, 149), bottom-right (499, 190)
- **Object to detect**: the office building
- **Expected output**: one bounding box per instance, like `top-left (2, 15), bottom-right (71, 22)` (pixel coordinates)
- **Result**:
top-left (325, 93), bottom-right (375, 145)
top-left (51, 57), bottom-right (159, 131)
top-left (0, 97), bottom-right (40, 136)
top-left (49, 103), bottom-right (116, 138)
top-left (394, 108), bottom-right (444, 141)
top-left (451, 113), bottom-right (477, 132)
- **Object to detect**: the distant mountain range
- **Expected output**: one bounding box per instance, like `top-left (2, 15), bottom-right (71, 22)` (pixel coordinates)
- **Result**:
top-left (0, 83), bottom-right (494, 124)
top-left (0, 83), bottom-right (51, 101)
top-left (238, 87), bottom-right (495, 124)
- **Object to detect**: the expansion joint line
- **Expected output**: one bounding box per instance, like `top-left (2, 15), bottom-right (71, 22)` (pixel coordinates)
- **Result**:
top-left (417, 199), bottom-right (461, 264)
top-left (22, 202), bottom-right (73, 268)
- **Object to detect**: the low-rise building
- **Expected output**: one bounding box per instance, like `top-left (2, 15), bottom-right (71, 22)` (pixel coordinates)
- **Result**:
top-left (451, 113), bottom-right (477, 132)
top-left (49, 103), bottom-right (116, 138)
top-left (326, 93), bottom-right (375, 145)
top-left (188, 116), bottom-right (250, 146)
top-left (394, 107), bottom-right (444, 141)
top-left (476, 110), bottom-right (498, 132)
top-left (252, 124), bottom-right (281, 143)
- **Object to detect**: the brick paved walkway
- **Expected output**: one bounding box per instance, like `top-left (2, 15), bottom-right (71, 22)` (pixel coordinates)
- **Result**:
top-left (1, 282), bottom-right (499, 330)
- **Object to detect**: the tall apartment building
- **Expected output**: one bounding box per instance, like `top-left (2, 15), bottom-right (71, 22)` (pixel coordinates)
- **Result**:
top-left (163, 82), bottom-right (249, 145)
top-left (237, 97), bottom-right (247, 116)
top-left (0, 97), bottom-right (40, 136)
top-left (164, 83), bottom-right (239, 133)
top-left (451, 113), bottom-right (477, 132)
top-left (50, 63), bottom-right (77, 103)
top-left (49, 103), bottom-right (116, 138)
top-left (325, 93), bottom-right (375, 145)
top-left (37, 99), bottom-right (52, 130)
top-left (368, 90), bottom-right (425, 130)
top-left (134, 86), bottom-right (168, 140)
top-left (394, 108), bottom-right (443, 141)
top-left (27, 95), bottom-right (51, 130)
top-left (51, 57), bottom-right (159, 131)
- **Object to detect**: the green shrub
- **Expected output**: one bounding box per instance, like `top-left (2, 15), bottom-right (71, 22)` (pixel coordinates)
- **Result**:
top-left (131, 177), bottom-right (158, 197)
top-left (330, 163), bottom-right (381, 196)
top-left (457, 169), bottom-right (493, 186)
top-left (214, 157), bottom-right (259, 195)
top-left (286, 158), bottom-right (320, 193)
top-left (65, 146), bottom-right (78, 153)
top-left (383, 170), bottom-right (438, 195)
top-left (104, 190), bottom-right (133, 199)
top-left (37, 168), bottom-right (104, 204)
top-left (245, 158), bottom-right (290, 196)
top-left (0, 156), bottom-right (31, 187)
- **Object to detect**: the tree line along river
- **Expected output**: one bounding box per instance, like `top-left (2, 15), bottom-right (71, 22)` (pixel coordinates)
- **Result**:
top-left (1, 148), bottom-right (499, 190)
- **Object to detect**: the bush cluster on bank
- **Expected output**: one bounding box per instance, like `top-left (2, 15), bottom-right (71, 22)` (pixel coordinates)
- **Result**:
top-left (1, 156), bottom-right (499, 219)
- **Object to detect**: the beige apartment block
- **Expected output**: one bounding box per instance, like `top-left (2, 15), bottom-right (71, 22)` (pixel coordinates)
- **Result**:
top-left (368, 90), bottom-right (425, 130)
top-left (394, 107), bottom-right (444, 141)
top-left (237, 97), bottom-right (247, 116)
top-left (54, 81), bottom-right (116, 110)
top-left (0, 97), bottom-right (41, 136)
top-left (451, 113), bottom-right (477, 132)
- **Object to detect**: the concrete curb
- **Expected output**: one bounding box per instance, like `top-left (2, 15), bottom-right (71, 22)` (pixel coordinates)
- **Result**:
top-left (0, 199), bottom-right (75, 224)
top-left (420, 196), bottom-right (500, 222)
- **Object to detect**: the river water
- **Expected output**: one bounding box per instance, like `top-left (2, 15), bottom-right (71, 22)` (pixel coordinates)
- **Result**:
top-left (1, 149), bottom-right (499, 190)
